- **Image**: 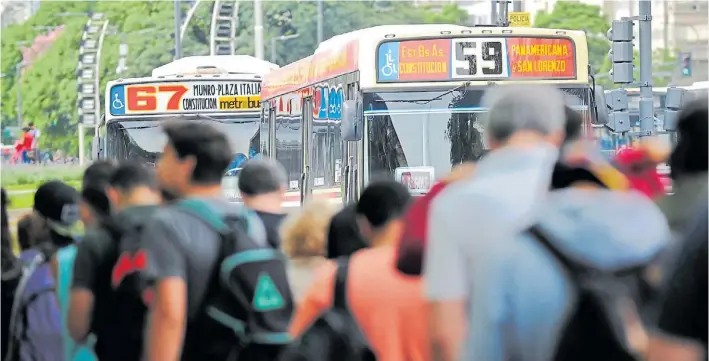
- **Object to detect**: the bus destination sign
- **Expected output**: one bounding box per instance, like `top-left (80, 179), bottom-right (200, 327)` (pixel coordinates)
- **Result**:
top-left (376, 37), bottom-right (575, 83)
top-left (109, 80), bottom-right (261, 116)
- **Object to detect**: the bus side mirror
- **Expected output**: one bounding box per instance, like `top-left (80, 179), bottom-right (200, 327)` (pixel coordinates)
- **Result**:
top-left (341, 100), bottom-right (363, 141)
top-left (592, 85), bottom-right (609, 126)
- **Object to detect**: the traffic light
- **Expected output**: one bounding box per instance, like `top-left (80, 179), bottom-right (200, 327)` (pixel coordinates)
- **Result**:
top-left (680, 52), bottom-right (692, 77)
top-left (607, 20), bottom-right (634, 84)
top-left (604, 88), bottom-right (631, 133)
top-left (663, 87), bottom-right (686, 131)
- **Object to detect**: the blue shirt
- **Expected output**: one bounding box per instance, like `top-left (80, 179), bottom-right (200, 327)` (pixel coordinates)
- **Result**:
top-left (56, 245), bottom-right (97, 361)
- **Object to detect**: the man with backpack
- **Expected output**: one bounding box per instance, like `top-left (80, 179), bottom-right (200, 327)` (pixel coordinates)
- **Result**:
top-left (140, 121), bottom-right (294, 361)
top-left (424, 85), bottom-right (568, 361)
top-left (238, 159), bottom-right (288, 248)
top-left (462, 140), bottom-right (671, 361)
top-left (69, 161), bottom-right (162, 361)
top-left (5, 181), bottom-right (86, 361)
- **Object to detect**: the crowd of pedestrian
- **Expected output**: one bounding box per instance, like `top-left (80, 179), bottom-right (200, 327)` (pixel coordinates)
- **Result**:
top-left (0, 84), bottom-right (706, 361)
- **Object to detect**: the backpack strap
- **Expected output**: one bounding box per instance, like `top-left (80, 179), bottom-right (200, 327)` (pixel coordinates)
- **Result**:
top-left (176, 199), bottom-right (229, 233)
top-left (4, 254), bottom-right (44, 361)
top-left (527, 225), bottom-right (586, 277)
top-left (333, 257), bottom-right (351, 309)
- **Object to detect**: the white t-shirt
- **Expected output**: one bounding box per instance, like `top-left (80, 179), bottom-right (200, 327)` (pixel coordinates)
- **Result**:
top-left (30, 128), bottom-right (40, 148)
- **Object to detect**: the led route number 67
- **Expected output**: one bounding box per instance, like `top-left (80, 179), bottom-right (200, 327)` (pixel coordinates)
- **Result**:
top-left (126, 85), bottom-right (189, 112)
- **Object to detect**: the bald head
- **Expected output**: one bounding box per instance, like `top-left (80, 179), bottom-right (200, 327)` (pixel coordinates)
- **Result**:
top-left (482, 84), bottom-right (566, 144)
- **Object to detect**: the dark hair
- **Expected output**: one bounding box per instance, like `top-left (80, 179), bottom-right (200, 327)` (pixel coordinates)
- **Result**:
top-left (326, 204), bottom-right (367, 259)
top-left (82, 160), bottom-right (117, 190)
top-left (669, 99), bottom-right (708, 179)
top-left (563, 106), bottom-right (583, 143)
top-left (110, 161), bottom-right (157, 192)
top-left (81, 160), bottom-right (117, 216)
top-left (356, 181), bottom-right (412, 228)
top-left (22, 127), bottom-right (30, 132)
top-left (28, 122), bottom-right (34, 127)
top-left (17, 215), bottom-right (33, 251)
top-left (163, 121), bottom-right (233, 184)
top-left (238, 159), bottom-right (287, 195)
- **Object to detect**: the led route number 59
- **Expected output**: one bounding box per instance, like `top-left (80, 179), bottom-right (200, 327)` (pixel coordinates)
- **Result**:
top-left (126, 85), bottom-right (188, 112)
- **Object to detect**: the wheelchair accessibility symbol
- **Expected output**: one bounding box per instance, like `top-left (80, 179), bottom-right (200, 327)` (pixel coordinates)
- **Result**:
top-left (109, 85), bottom-right (127, 115)
top-left (112, 93), bottom-right (124, 110)
top-left (381, 49), bottom-right (398, 77)
top-left (378, 42), bottom-right (400, 81)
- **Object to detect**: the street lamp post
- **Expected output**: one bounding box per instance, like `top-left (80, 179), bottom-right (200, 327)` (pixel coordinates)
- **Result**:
top-left (270, 34), bottom-right (299, 63)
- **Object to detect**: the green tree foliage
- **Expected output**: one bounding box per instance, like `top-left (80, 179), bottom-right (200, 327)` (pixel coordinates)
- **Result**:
top-left (1, 0), bottom-right (467, 153)
top-left (533, 1), bottom-right (610, 74)
top-left (596, 48), bottom-right (677, 89)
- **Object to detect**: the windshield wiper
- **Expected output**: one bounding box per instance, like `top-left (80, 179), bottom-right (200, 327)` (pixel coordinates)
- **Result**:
top-left (375, 81), bottom-right (471, 105)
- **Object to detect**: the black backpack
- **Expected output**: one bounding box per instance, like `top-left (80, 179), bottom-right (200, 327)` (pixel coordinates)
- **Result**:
top-left (527, 225), bottom-right (654, 361)
top-left (175, 199), bottom-right (295, 361)
top-left (278, 257), bottom-right (376, 361)
top-left (99, 216), bottom-right (155, 361)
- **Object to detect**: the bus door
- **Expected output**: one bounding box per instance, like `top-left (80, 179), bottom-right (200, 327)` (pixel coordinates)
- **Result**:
top-left (301, 97), bottom-right (314, 206)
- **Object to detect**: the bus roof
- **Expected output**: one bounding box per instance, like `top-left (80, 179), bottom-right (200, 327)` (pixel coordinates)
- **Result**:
top-left (152, 55), bottom-right (279, 77)
top-left (262, 24), bottom-right (589, 100)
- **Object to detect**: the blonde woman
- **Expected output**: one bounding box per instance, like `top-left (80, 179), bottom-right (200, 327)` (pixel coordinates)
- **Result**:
top-left (280, 199), bottom-right (336, 302)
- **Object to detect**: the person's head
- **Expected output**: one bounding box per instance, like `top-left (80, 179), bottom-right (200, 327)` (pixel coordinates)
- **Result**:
top-left (17, 213), bottom-right (48, 252)
top-left (106, 161), bottom-right (161, 210)
top-left (238, 158), bottom-right (287, 213)
top-left (551, 141), bottom-right (629, 191)
top-left (28, 122), bottom-right (35, 129)
top-left (326, 203), bottom-right (367, 259)
top-left (33, 181), bottom-right (81, 251)
top-left (482, 85), bottom-right (566, 150)
top-left (669, 98), bottom-right (708, 180)
top-left (563, 106), bottom-right (583, 145)
top-left (21, 127), bottom-right (30, 134)
top-left (80, 160), bottom-right (117, 225)
top-left (281, 199), bottom-right (336, 259)
top-left (355, 181), bottom-right (412, 245)
top-left (157, 121), bottom-right (233, 197)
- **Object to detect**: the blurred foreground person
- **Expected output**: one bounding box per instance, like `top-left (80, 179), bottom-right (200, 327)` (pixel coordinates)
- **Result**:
top-left (69, 161), bottom-right (161, 361)
top-left (1, 188), bottom-right (22, 361)
top-left (280, 199), bottom-right (335, 301)
top-left (465, 144), bottom-right (669, 361)
top-left (398, 105), bottom-right (581, 276)
top-left (5, 181), bottom-right (93, 361)
top-left (648, 201), bottom-right (707, 361)
top-left (239, 158), bottom-right (288, 248)
top-left (424, 84), bottom-right (568, 361)
top-left (79, 160), bottom-right (117, 227)
top-left (326, 204), bottom-right (367, 259)
top-left (613, 140), bottom-right (669, 200)
top-left (290, 181), bottom-right (428, 361)
top-left (655, 99), bottom-right (708, 233)
top-left (142, 121), bottom-right (292, 361)
top-left (396, 162), bottom-right (476, 276)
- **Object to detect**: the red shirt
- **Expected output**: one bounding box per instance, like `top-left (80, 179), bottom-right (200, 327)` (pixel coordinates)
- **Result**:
top-left (395, 181), bottom-right (450, 276)
top-left (16, 133), bottom-right (33, 152)
top-left (614, 147), bottom-right (666, 199)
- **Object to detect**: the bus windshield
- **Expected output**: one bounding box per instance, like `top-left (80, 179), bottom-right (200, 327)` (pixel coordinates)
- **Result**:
top-left (104, 114), bottom-right (260, 173)
top-left (363, 87), bottom-right (591, 181)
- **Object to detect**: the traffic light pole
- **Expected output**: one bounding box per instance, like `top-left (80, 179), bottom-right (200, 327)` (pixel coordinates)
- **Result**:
top-left (637, 0), bottom-right (654, 137)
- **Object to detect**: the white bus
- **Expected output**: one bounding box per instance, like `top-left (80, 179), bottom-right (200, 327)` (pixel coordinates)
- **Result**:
top-left (99, 56), bottom-right (278, 187)
top-left (260, 24), bottom-right (600, 204)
